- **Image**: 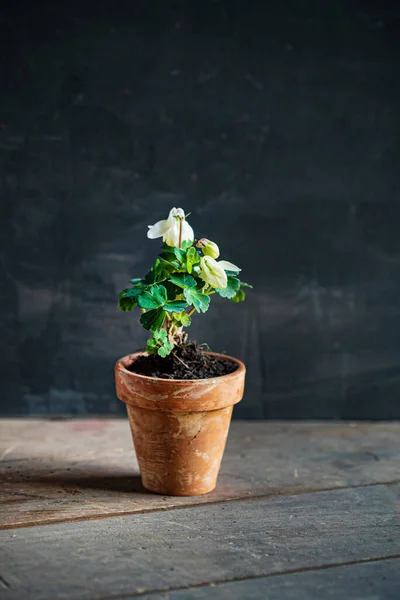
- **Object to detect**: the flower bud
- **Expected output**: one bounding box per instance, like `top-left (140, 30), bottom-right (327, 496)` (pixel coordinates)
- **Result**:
top-left (196, 238), bottom-right (220, 259)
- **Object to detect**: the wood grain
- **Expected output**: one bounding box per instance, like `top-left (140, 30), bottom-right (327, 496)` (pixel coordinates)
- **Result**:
top-left (139, 558), bottom-right (400, 600)
top-left (1, 420), bottom-right (400, 529)
top-left (0, 484), bottom-right (399, 600)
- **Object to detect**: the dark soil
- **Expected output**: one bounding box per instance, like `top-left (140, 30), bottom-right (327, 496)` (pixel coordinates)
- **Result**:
top-left (129, 343), bottom-right (238, 380)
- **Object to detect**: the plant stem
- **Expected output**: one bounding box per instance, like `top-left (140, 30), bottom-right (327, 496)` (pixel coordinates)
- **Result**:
top-left (187, 307), bottom-right (196, 317)
top-left (178, 218), bottom-right (183, 249)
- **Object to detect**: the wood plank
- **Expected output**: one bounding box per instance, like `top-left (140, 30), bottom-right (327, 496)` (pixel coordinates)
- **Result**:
top-left (0, 485), bottom-right (399, 600)
top-left (1, 421), bottom-right (400, 528)
top-left (140, 558), bottom-right (400, 600)
top-left (0, 419), bottom-right (128, 460)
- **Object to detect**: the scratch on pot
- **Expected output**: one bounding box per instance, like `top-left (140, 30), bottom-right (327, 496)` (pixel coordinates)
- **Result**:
top-left (172, 381), bottom-right (219, 399)
top-left (194, 449), bottom-right (210, 462)
top-left (133, 391), bottom-right (169, 402)
top-left (0, 444), bottom-right (18, 461)
top-left (167, 520), bottom-right (196, 530)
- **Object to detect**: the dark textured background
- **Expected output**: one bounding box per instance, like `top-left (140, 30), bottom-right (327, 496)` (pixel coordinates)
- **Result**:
top-left (1, 0), bottom-right (399, 418)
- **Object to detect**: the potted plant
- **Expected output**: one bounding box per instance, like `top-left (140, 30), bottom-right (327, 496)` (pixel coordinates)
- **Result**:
top-left (115, 208), bottom-right (251, 496)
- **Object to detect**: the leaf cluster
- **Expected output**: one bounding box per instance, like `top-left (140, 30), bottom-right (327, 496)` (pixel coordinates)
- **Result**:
top-left (118, 240), bottom-right (252, 356)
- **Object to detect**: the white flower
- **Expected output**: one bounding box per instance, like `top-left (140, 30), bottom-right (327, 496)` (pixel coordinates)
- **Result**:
top-left (196, 238), bottom-right (220, 259)
top-left (199, 256), bottom-right (241, 289)
top-left (218, 260), bottom-right (241, 272)
top-left (147, 207), bottom-right (194, 247)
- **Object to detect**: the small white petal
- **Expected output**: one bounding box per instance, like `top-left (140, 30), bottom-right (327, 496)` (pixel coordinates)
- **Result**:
top-left (163, 223), bottom-right (180, 247)
top-left (218, 260), bottom-right (241, 272)
top-left (171, 207), bottom-right (185, 219)
top-left (167, 207), bottom-right (177, 220)
top-left (147, 219), bottom-right (170, 239)
top-left (181, 220), bottom-right (194, 242)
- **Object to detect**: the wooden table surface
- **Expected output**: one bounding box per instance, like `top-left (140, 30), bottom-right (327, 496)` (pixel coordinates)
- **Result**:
top-left (0, 419), bottom-right (399, 599)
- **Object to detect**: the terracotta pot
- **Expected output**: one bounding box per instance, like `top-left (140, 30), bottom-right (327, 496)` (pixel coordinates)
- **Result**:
top-left (115, 352), bottom-right (246, 496)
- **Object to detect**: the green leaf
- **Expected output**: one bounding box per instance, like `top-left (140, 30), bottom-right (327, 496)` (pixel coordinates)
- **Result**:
top-left (118, 286), bottom-right (145, 311)
top-left (240, 281), bottom-right (253, 289)
top-left (159, 257), bottom-right (181, 270)
top-left (159, 247), bottom-right (176, 259)
top-left (144, 268), bottom-right (157, 285)
top-left (119, 286), bottom-right (144, 299)
top-left (129, 278), bottom-right (143, 284)
top-left (225, 269), bottom-right (241, 276)
top-left (173, 247), bottom-right (186, 263)
top-left (171, 311), bottom-right (192, 327)
top-left (145, 329), bottom-right (173, 356)
top-left (144, 259), bottom-right (168, 284)
top-left (138, 285), bottom-right (167, 309)
top-left (145, 338), bottom-right (159, 355)
top-left (159, 252), bottom-right (174, 261)
top-left (194, 277), bottom-right (206, 291)
top-left (161, 242), bottom-right (174, 252)
top-left (186, 247), bottom-right (200, 274)
top-left (216, 276), bottom-right (241, 299)
top-left (230, 281), bottom-right (252, 302)
top-left (140, 308), bottom-right (166, 331)
top-left (164, 301), bottom-right (188, 313)
top-left (184, 288), bottom-right (210, 313)
top-left (163, 280), bottom-right (181, 300)
top-left (231, 289), bottom-right (246, 303)
top-left (180, 312), bottom-right (191, 326)
top-left (181, 240), bottom-right (193, 250)
top-left (169, 273), bottom-right (197, 289)
top-left (158, 340), bottom-right (173, 357)
top-left (118, 296), bottom-right (137, 312)
top-left (154, 329), bottom-right (168, 342)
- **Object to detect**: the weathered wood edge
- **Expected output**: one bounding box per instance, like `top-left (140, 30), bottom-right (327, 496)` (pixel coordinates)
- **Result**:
top-left (2, 420), bottom-right (400, 461)
top-left (1, 485), bottom-right (399, 600)
top-left (2, 479), bottom-right (400, 531)
top-left (125, 557), bottom-right (400, 600)
top-left (2, 419), bottom-right (400, 530)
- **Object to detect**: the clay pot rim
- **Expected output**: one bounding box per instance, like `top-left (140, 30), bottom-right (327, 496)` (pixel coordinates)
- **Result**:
top-left (117, 351), bottom-right (246, 385)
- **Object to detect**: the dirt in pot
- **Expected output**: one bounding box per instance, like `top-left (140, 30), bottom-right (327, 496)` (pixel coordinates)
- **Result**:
top-left (128, 343), bottom-right (238, 380)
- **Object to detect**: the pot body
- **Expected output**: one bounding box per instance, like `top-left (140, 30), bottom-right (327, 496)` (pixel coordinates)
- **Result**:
top-left (115, 352), bottom-right (245, 496)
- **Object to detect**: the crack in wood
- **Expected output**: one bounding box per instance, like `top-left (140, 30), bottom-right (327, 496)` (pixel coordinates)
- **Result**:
top-left (0, 574), bottom-right (11, 590)
top-left (90, 553), bottom-right (400, 600)
top-left (365, 450), bottom-right (380, 462)
top-left (2, 489), bottom-right (50, 500)
top-left (1, 478), bottom-right (399, 531)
